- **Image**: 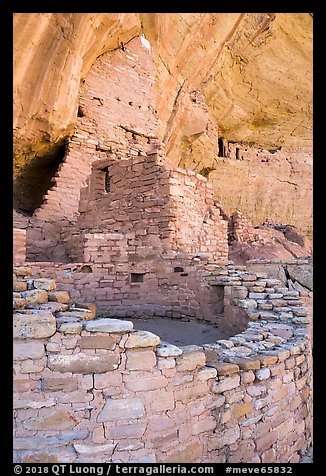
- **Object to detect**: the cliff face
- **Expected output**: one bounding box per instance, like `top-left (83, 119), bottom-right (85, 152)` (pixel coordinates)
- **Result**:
top-left (13, 13), bottom-right (312, 235)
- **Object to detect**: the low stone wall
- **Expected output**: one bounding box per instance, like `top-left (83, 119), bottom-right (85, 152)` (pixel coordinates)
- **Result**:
top-left (246, 258), bottom-right (313, 293)
top-left (13, 228), bottom-right (26, 265)
top-left (13, 265), bottom-right (312, 463)
top-left (22, 259), bottom-right (226, 322)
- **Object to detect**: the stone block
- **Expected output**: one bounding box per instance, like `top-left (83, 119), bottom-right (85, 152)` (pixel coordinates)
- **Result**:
top-left (33, 279), bottom-right (57, 291)
top-left (157, 358), bottom-right (176, 369)
top-left (238, 299), bottom-right (258, 309)
top-left (80, 335), bottom-right (117, 350)
top-left (197, 367), bottom-right (217, 380)
top-left (23, 410), bottom-right (76, 430)
top-left (210, 361), bottom-right (240, 375)
top-left (208, 426), bottom-right (240, 450)
top-left (56, 310), bottom-right (93, 321)
top-left (125, 330), bottom-right (160, 348)
top-left (176, 350), bottom-right (206, 372)
top-left (13, 267), bottom-right (32, 277)
top-left (254, 395), bottom-right (272, 410)
top-left (13, 378), bottom-right (39, 392)
top-left (13, 312), bottom-right (56, 339)
top-left (124, 374), bottom-right (168, 392)
top-left (255, 368), bottom-right (271, 381)
top-left (150, 430), bottom-right (178, 449)
top-left (150, 391), bottom-right (175, 412)
top-left (271, 385), bottom-right (289, 403)
top-left (209, 395), bottom-right (225, 409)
top-left (94, 371), bottom-right (122, 390)
top-left (256, 431), bottom-right (278, 452)
top-left (31, 302), bottom-right (69, 312)
top-left (212, 375), bottom-right (240, 393)
top-left (13, 298), bottom-right (26, 310)
top-left (20, 290), bottom-right (48, 305)
top-left (73, 443), bottom-right (115, 456)
top-left (156, 343), bottom-right (182, 357)
top-left (14, 430), bottom-right (89, 450)
top-left (13, 393), bottom-right (56, 410)
top-left (21, 361), bottom-right (44, 373)
top-left (20, 447), bottom-right (78, 464)
top-left (13, 341), bottom-right (45, 360)
top-left (175, 382), bottom-right (208, 403)
top-left (48, 352), bottom-right (119, 374)
top-left (161, 442), bottom-right (202, 463)
top-left (229, 442), bottom-right (255, 463)
top-left (97, 398), bottom-right (145, 422)
top-left (234, 402), bottom-right (254, 419)
top-left (255, 354), bottom-right (278, 366)
top-left (42, 377), bottom-right (78, 392)
top-left (84, 318), bottom-right (133, 333)
top-left (58, 322), bottom-right (83, 334)
top-left (14, 281), bottom-right (28, 292)
top-left (261, 448), bottom-right (277, 463)
top-left (125, 349), bottom-right (157, 370)
top-left (192, 416), bottom-right (216, 435)
top-left (241, 370), bottom-right (256, 384)
top-left (225, 357), bottom-right (260, 371)
top-left (48, 291), bottom-right (70, 303)
top-left (105, 422), bottom-right (146, 439)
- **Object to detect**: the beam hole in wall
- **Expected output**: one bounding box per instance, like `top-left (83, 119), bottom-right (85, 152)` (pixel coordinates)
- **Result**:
top-left (130, 273), bottom-right (145, 283)
top-left (13, 139), bottom-right (68, 215)
top-left (77, 105), bottom-right (86, 117)
top-left (199, 167), bottom-right (215, 179)
top-left (174, 266), bottom-right (184, 272)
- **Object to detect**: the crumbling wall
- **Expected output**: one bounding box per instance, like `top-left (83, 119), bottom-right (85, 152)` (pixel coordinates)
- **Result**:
top-left (33, 36), bottom-right (157, 221)
top-left (209, 144), bottom-right (313, 239)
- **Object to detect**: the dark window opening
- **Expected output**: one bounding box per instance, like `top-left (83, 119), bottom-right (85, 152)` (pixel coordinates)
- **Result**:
top-left (174, 266), bottom-right (184, 273)
top-left (103, 168), bottom-right (111, 193)
top-left (79, 265), bottom-right (93, 273)
top-left (130, 273), bottom-right (145, 283)
top-left (13, 139), bottom-right (68, 215)
top-left (199, 167), bottom-right (215, 179)
top-left (77, 105), bottom-right (86, 117)
top-left (235, 148), bottom-right (240, 160)
top-left (218, 138), bottom-right (228, 158)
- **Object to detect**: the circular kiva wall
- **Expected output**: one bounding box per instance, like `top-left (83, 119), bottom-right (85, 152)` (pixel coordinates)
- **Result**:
top-left (13, 262), bottom-right (312, 463)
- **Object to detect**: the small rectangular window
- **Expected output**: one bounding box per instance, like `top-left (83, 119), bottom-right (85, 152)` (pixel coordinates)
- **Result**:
top-left (130, 273), bottom-right (145, 283)
top-left (174, 267), bottom-right (184, 273)
top-left (103, 167), bottom-right (110, 192)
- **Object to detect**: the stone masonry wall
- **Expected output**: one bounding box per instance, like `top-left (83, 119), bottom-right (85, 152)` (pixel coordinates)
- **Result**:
top-left (16, 152), bottom-right (228, 320)
top-left (33, 36), bottom-right (157, 221)
top-left (22, 259), bottom-right (225, 323)
top-left (13, 265), bottom-right (312, 463)
top-left (78, 154), bottom-right (228, 261)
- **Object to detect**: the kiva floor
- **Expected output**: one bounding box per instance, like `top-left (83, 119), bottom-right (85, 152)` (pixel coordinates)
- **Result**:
top-left (131, 316), bottom-right (227, 346)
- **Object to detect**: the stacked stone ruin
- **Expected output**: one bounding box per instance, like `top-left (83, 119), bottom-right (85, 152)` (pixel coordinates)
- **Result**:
top-left (13, 259), bottom-right (312, 463)
top-left (13, 33), bottom-right (313, 464)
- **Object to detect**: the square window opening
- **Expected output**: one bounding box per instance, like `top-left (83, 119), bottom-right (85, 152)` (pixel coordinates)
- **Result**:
top-left (130, 273), bottom-right (145, 283)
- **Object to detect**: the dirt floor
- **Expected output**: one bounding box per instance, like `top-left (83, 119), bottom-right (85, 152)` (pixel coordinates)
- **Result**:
top-left (131, 316), bottom-right (227, 346)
